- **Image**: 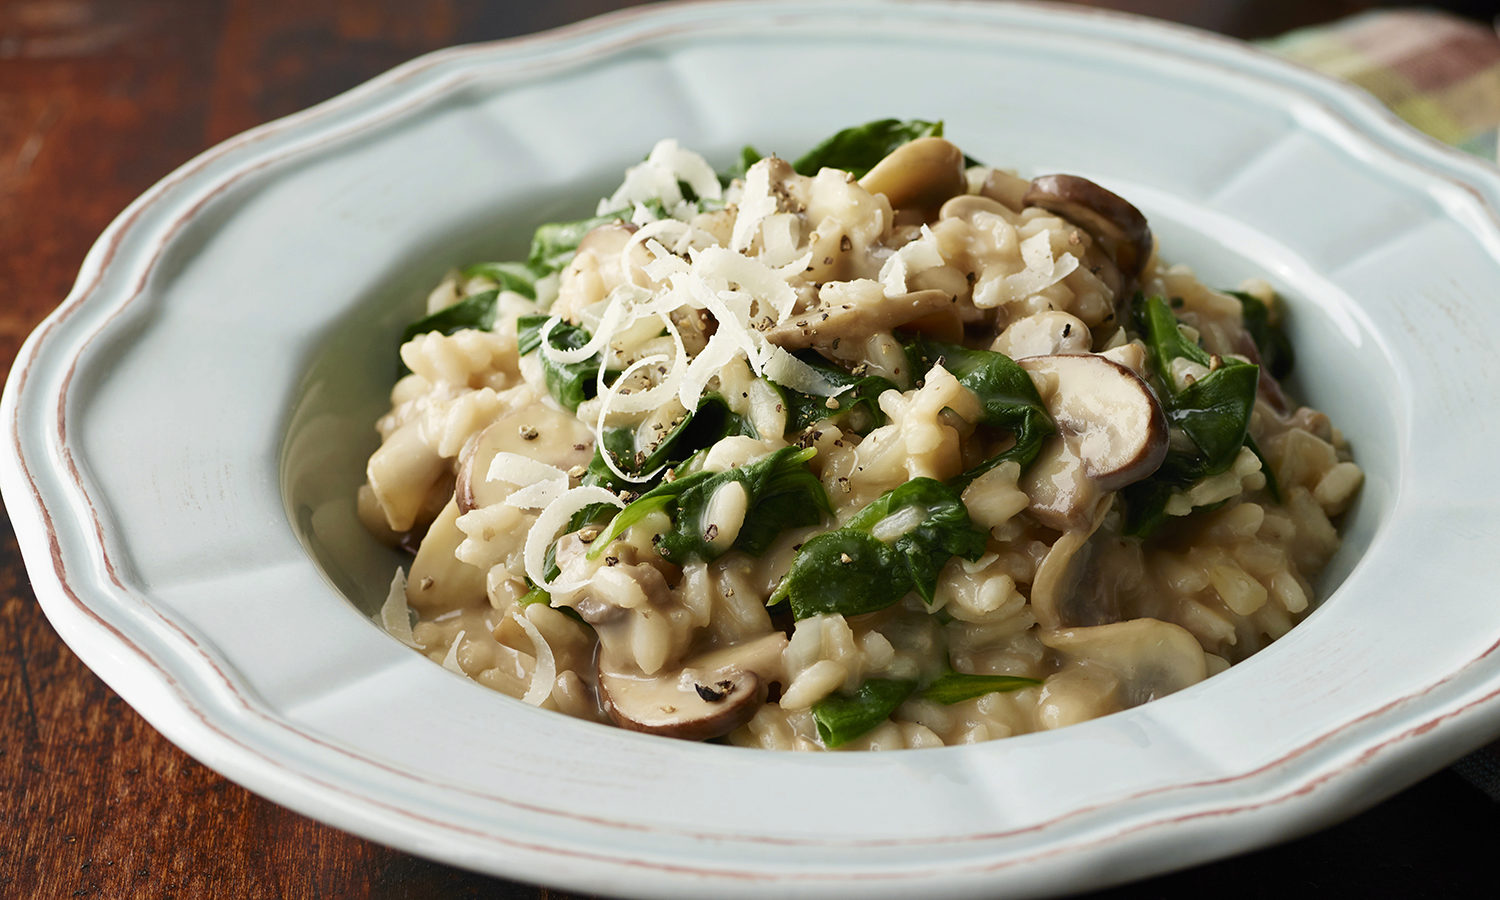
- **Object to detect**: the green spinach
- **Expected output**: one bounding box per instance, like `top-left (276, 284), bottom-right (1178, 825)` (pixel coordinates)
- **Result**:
top-left (517, 315), bottom-right (603, 412)
top-left (769, 478), bottom-right (987, 619)
top-left (1123, 295), bottom-right (1260, 535)
top-left (590, 447), bottom-right (829, 564)
top-left (400, 289), bottom-right (500, 349)
top-left (811, 678), bottom-right (917, 748)
top-left (1227, 289), bottom-right (1295, 380)
top-left (791, 119), bottom-right (946, 178)
top-left (459, 261), bottom-right (539, 299)
top-left (903, 337), bottom-right (1054, 483)
top-left (585, 394), bottom-right (758, 493)
top-left (769, 352), bottom-right (898, 436)
top-left (920, 672), bottom-right (1041, 705)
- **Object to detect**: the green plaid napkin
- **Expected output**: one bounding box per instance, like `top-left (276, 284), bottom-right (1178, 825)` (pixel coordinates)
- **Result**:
top-left (1263, 8), bottom-right (1500, 161)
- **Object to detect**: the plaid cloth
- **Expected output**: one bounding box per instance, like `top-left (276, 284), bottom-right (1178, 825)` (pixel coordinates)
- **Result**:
top-left (1263, 8), bottom-right (1500, 161)
top-left (1266, 9), bottom-right (1500, 799)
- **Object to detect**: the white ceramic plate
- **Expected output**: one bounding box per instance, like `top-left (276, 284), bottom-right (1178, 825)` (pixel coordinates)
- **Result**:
top-left (6, 2), bottom-right (1500, 897)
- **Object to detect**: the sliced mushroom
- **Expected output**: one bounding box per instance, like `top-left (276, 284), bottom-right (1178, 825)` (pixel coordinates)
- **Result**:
top-left (978, 168), bottom-right (1031, 212)
top-left (1018, 355), bottom-right (1168, 530)
top-left (990, 310), bottom-right (1092, 358)
top-left (1030, 497), bottom-right (1115, 630)
top-left (763, 284), bottom-right (953, 352)
top-left (454, 406), bottom-right (594, 513)
top-left (858, 137), bottom-right (966, 213)
top-left (553, 222), bottom-right (644, 322)
top-left (405, 497), bottom-right (488, 614)
top-left (1040, 618), bottom-right (1210, 708)
top-left (598, 664), bottom-right (764, 741)
top-left (1098, 339), bottom-right (1148, 377)
top-left (597, 632), bottom-right (787, 741)
top-left (1023, 174), bottom-right (1153, 300)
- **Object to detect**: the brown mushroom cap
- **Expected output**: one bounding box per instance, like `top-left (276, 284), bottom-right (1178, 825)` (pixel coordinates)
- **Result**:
top-left (1018, 354), bottom-right (1168, 530)
top-left (598, 663), bottom-right (765, 741)
top-left (1023, 174), bottom-right (1153, 297)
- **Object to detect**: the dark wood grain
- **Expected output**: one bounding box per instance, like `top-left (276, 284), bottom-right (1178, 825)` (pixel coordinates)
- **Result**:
top-left (1, 2), bottom-right (1494, 898)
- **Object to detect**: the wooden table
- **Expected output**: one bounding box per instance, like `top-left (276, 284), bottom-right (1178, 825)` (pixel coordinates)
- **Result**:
top-left (2, 1), bottom-right (1496, 896)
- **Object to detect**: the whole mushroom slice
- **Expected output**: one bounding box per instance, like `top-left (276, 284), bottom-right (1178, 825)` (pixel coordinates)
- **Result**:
top-left (1018, 354), bottom-right (1168, 530)
top-left (596, 632), bottom-right (787, 741)
top-left (1030, 497), bottom-right (1118, 630)
top-left (598, 663), bottom-right (763, 741)
top-left (1023, 174), bottom-right (1153, 300)
top-left (857, 137), bottom-right (967, 213)
top-left (763, 285), bottom-right (953, 352)
top-left (990, 310), bottom-right (1092, 359)
top-left (454, 405), bottom-right (594, 513)
top-left (1040, 618), bottom-right (1210, 708)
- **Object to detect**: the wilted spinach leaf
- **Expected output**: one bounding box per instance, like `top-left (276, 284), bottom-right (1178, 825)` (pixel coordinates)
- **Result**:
top-left (770, 477), bottom-right (987, 619)
top-left (811, 678), bottom-right (917, 748)
top-left (903, 337), bottom-right (1054, 483)
top-left (585, 394), bottom-right (758, 493)
top-left (920, 672), bottom-right (1041, 705)
top-left (459, 261), bottom-right (539, 299)
top-left (1123, 295), bottom-right (1260, 535)
top-left (1227, 289), bottom-right (1295, 380)
top-left (517, 315), bottom-right (603, 412)
top-left (769, 352), bottom-right (898, 436)
top-left (591, 447), bottom-right (829, 564)
top-left (792, 119), bottom-right (945, 178)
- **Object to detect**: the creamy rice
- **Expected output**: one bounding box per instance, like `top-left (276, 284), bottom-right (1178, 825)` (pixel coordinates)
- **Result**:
top-left (357, 123), bottom-right (1361, 750)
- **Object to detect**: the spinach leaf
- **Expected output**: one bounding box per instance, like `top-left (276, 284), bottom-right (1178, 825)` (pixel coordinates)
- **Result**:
top-left (585, 394), bottom-right (758, 493)
top-left (1122, 295), bottom-right (1260, 536)
top-left (1160, 362), bottom-right (1259, 480)
top-left (400, 289), bottom-right (499, 348)
top-left (1227, 290), bottom-right (1295, 380)
top-left (591, 447), bottom-right (829, 564)
top-left (517, 315), bottom-right (602, 411)
top-left (527, 210), bottom-right (629, 275)
top-left (1137, 291), bottom-right (1211, 379)
top-left (770, 352), bottom-right (898, 436)
top-left (459, 261), bottom-right (539, 299)
top-left (903, 337), bottom-right (1054, 483)
top-left (811, 678), bottom-right (917, 748)
top-left (921, 672), bottom-right (1041, 705)
top-left (792, 119), bottom-right (945, 178)
top-left (770, 477), bottom-right (987, 619)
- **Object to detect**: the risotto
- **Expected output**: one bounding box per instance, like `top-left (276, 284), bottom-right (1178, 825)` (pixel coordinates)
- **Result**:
top-left (357, 120), bottom-right (1361, 750)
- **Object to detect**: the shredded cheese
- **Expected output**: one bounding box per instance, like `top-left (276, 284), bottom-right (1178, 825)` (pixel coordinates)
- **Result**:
top-left (442, 630), bottom-right (466, 673)
top-left (515, 608), bottom-right (557, 707)
top-left (377, 567), bottom-right (422, 649)
top-left (523, 486), bottom-right (626, 593)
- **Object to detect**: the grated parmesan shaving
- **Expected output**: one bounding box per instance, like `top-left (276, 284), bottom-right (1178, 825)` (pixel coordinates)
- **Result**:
top-left (599, 139), bottom-right (721, 220)
top-left (763, 346), bottom-right (843, 397)
top-left (759, 213), bottom-right (802, 269)
top-left (377, 567), bottom-right (422, 649)
top-left (592, 353), bottom-right (676, 484)
top-left (514, 609), bottom-right (557, 707)
top-left (731, 157), bottom-right (778, 252)
top-left (878, 225), bottom-right (946, 296)
top-left (524, 486), bottom-right (626, 593)
top-left (488, 452), bottom-right (569, 491)
top-left (442, 630), bottom-right (466, 674)
top-left (999, 231), bottom-right (1080, 301)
